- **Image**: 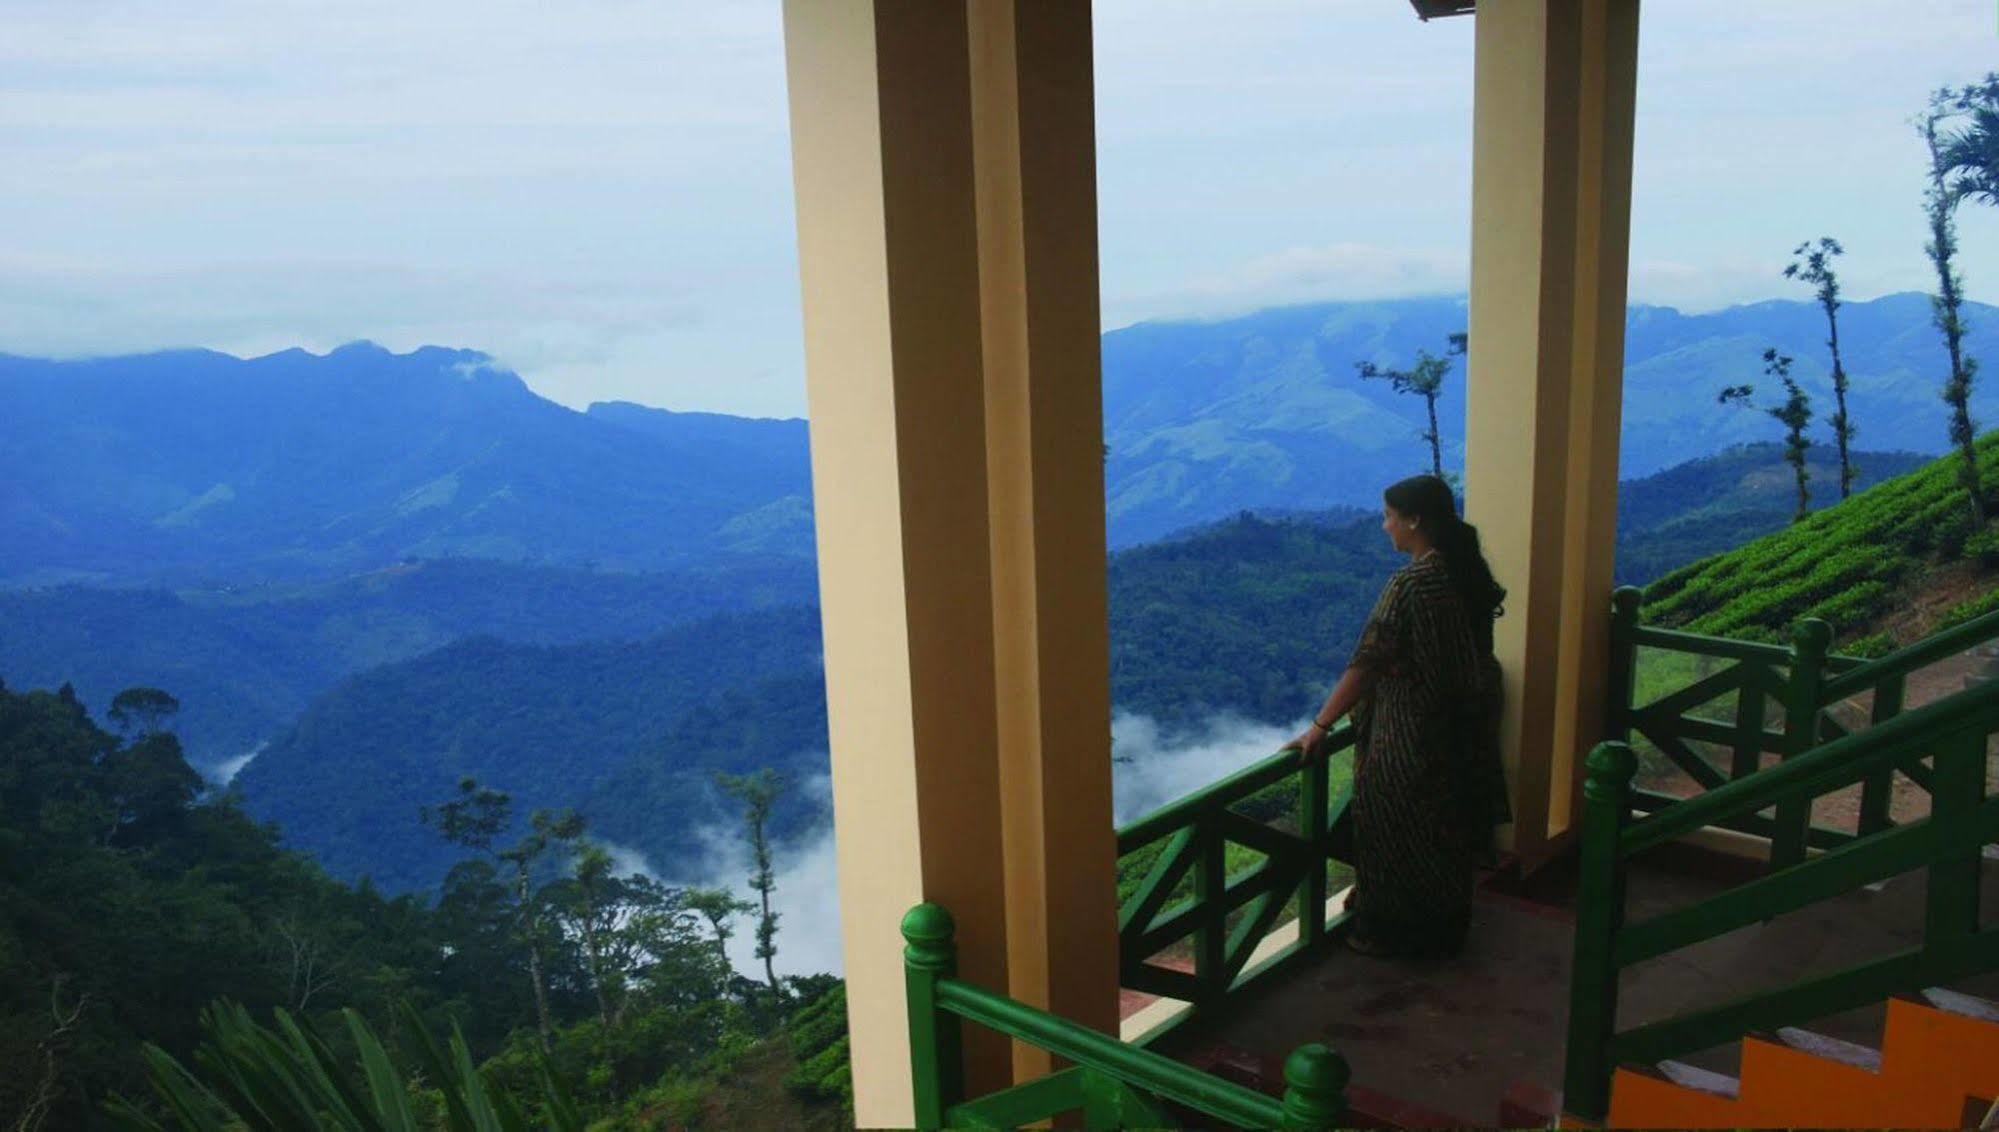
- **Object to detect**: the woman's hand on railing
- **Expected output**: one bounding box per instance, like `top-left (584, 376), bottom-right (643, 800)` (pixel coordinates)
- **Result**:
top-left (1288, 722), bottom-right (1331, 764)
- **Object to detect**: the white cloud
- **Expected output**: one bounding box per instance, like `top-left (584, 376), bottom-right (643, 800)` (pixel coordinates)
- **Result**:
top-left (208, 741), bottom-right (264, 786)
top-left (1111, 712), bottom-right (1305, 827)
top-left (649, 772), bottom-right (844, 980)
top-left (1106, 243), bottom-right (1467, 327)
top-left (7, 0), bottom-right (1999, 414)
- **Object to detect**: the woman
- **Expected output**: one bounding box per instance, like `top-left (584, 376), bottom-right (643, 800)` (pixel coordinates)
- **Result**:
top-left (1289, 474), bottom-right (1509, 959)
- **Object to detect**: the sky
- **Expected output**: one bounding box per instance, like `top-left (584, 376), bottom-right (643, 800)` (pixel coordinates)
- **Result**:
top-left (3, 0), bottom-right (1998, 418)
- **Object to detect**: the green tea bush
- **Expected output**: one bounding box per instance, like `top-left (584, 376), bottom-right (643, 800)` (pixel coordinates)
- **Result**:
top-left (1644, 433), bottom-right (1999, 641)
top-left (1938, 587), bottom-right (1999, 631)
top-left (1839, 632), bottom-right (1898, 659)
top-left (1966, 525), bottom-right (1999, 567)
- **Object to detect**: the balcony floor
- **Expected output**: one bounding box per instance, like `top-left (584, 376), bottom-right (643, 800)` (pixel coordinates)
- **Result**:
top-left (1159, 842), bottom-right (1999, 1127)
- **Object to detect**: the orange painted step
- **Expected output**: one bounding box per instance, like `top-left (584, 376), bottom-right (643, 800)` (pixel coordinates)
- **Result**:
top-left (1604, 990), bottom-right (1999, 1128)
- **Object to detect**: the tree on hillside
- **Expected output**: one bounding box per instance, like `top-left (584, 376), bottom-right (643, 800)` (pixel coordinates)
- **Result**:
top-left (107, 687), bottom-right (179, 737)
top-left (550, 845), bottom-right (627, 1032)
top-left (1355, 331), bottom-right (1467, 481)
top-left (685, 886), bottom-right (753, 974)
top-left (544, 847), bottom-right (720, 1028)
top-left (1784, 238), bottom-right (1857, 498)
top-left (423, 779), bottom-right (584, 1051)
top-left (1719, 349), bottom-right (1814, 523)
top-left (714, 769), bottom-right (787, 1005)
top-left (1918, 87), bottom-right (1988, 526)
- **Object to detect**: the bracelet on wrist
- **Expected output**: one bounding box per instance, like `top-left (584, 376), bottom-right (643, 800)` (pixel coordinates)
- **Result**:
top-left (1311, 717), bottom-right (1333, 730)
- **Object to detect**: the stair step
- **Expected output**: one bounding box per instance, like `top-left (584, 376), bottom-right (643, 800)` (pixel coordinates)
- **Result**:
top-left (1651, 1059), bottom-right (1741, 1100)
top-left (1767, 1026), bottom-right (1882, 1072)
top-left (1921, 986), bottom-right (1999, 1023)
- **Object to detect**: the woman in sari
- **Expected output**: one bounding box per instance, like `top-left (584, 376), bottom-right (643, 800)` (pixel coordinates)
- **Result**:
top-left (1289, 474), bottom-right (1509, 959)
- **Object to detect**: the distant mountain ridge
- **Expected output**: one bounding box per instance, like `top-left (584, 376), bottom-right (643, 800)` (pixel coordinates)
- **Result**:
top-left (5, 291), bottom-right (1992, 580)
top-left (1099, 292), bottom-right (1999, 544)
top-left (0, 343), bottom-right (813, 586)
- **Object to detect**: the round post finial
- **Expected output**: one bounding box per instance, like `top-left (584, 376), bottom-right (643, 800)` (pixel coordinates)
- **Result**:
top-left (1611, 586), bottom-right (1643, 620)
top-left (1583, 741), bottom-right (1638, 802)
top-left (1279, 1043), bottom-right (1348, 1130)
top-left (1792, 617), bottom-right (1833, 656)
top-left (901, 902), bottom-right (957, 973)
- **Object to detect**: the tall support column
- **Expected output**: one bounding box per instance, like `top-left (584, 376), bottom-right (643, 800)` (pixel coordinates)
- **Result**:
top-left (1464, 0), bottom-right (1640, 867)
top-left (969, 0), bottom-right (1120, 1079)
top-left (784, 0), bottom-right (1118, 1123)
top-left (782, 3), bottom-right (1011, 1124)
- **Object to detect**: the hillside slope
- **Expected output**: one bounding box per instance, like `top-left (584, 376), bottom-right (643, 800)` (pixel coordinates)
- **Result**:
top-left (1614, 445), bottom-right (1930, 585)
top-left (1642, 432), bottom-right (1999, 646)
top-left (231, 606), bottom-right (826, 892)
top-left (0, 556), bottom-right (816, 771)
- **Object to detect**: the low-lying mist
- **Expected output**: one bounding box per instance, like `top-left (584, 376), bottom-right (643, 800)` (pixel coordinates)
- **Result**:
top-left (602, 714), bottom-right (1299, 981)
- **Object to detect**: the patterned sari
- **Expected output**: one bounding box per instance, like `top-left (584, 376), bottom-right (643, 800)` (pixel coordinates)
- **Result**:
top-left (1346, 552), bottom-right (1508, 957)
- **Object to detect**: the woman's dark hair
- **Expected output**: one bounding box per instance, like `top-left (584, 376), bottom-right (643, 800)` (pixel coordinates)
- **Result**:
top-left (1383, 474), bottom-right (1507, 627)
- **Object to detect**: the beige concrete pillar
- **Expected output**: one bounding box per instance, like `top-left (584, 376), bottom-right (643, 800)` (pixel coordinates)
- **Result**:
top-left (784, 0), bottom-right (1118, 1123)
top-left (782, 3), bottom-right (1010, 1123)
top-left (968, 0), bottom-right (1120, 1080)
top-left (1464, 0), bottom-right (1639, 868)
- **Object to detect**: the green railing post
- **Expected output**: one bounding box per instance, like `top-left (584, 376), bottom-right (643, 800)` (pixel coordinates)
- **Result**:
top-left (1193, 816), bottom-right (1225, 1006)
top-left (1298, 752), bottom-right (1330, 949)
top-left (902, 903), bottom-right (964, 1128)
top-left (1731, 659), bottom-right (1773, 783)
top-left (1857, 673), bottom-right (1905, 836)
top-left (1774, 619), bottom-right (1833, 870)
top-left (1279, 1042), bottom-right (1349, 1131)
top-left (1607, 587), bottom-right (1642, 743)
top-left (1925, 727), bottom-right (1987, 944)
top-left (1563, 741), bottom-right (1636, 1123)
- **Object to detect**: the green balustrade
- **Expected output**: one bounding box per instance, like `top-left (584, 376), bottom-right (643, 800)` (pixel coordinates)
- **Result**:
top-left (902, 902), bottom-right (1349, 1131)
top-left (1608, 585), bottom-right (1999, 845)
top-left (1114, 728), bottom-right (1356, 1028)
top-left (1562, 678), bottom-right (1999, 1122)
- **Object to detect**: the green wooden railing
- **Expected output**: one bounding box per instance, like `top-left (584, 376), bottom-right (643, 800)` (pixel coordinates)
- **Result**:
top-left (1562, 677), bottom-right (1999, 1121)
top-left (903, 902), bottom-right (1349, 1130)
top-left (1114, 726), bottom-right (1356, 1022)
top-left (1608, 585), bottom-right (1999, 865)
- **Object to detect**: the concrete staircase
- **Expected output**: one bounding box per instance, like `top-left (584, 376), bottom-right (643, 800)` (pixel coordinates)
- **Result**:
top-left (1601, 988), bottom-right (1999, 1128)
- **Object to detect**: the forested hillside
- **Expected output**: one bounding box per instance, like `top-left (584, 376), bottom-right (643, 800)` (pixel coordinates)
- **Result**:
top-left (233, 607), bottom-right (827, 892)
top-left (0, 556), bottom-right (816, 771)
top-left (0, 682), bottom-right (845, 1130)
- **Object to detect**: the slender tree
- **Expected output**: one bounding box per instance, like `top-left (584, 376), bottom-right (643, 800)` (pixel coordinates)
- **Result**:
top-left (714, 769), bottom-right (786, 1005)
top-left (1719, 349), bottom-right (1814, 522)
top-left (422, 779), bottom-right (583, 1051)
top-left (1355, 331), bottom-right (1466, 480)
top-left (684, 886), bottom-right (753, 975)
top-left (559, 845), bottom-right (624, 1031)
top-left (1784, 238), bottom-right (1856, 498)
top-left (1918, 88), bottom-right (1988, 525)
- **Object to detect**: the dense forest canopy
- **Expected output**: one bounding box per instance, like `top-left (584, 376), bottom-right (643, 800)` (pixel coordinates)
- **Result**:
top-left (0, 681), bottom-right (847, 1129)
